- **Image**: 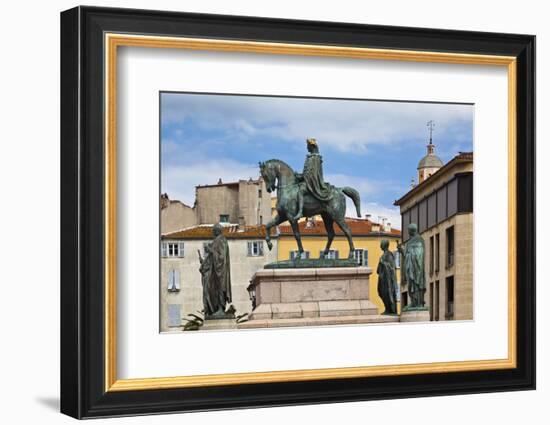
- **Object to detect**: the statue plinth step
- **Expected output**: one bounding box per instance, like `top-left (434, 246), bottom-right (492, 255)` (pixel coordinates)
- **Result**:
top-left (399, 308), bottom-right (430, 323)
top-left (249, 299), bottom-right (378, 320)
top-left (239, 314), bottom-right (399, 329)
top-left (264, 258), bottom-right (360, 269)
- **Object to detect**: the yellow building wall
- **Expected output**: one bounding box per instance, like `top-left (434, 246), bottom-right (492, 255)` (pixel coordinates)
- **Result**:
top-left (277, 235), bottom-right (401, 313)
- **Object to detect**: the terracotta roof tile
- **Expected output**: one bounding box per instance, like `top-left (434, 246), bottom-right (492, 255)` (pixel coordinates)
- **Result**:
top-left (163, 224), bottom-right (268, 240)
top-left (278, 218), bottom-right (400, 237)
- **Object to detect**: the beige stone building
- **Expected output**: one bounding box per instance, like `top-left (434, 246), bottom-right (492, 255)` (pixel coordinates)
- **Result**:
top-left (394, 147), bottom-right (473, 321)
top-left (159, 224), bottom-right (278, 332)
top-left (161, 177), bottom-right (272, 234)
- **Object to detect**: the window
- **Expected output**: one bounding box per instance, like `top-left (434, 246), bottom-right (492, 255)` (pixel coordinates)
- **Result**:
top-left (395, 279), bottom-right (401, 302)
top-left (167, 304), bottom-right (182, 327)
top-left (290, 250), bottom-right (310, 260)
top-left (247, 241), bottom-right (264, 257)
top-left (429, 282), bottom-right (434, 321)
top-left (354, 249), bottom-right (368, 266)
top-left (402, 210), bottom-right (410, 240)
top-left (167, 269), bottom-right (180, 292)
top-left (446, 276), bottom-right (455, 319)
top-left (419, 199), bottom-right (427, 233)
top-left (437, 187), bottom-right (447, 222)
top-left (428, 193), bottom-right (437, 227)
top-left (259, 215), bottom-right (263, 225)
top-left (434, 281), bottom-right (440, 321)
top-left (435, 233), bottom-right (440, 272)
top-left (429, 236), bottom-right (434, 276)
top-left (321, 249), bottom-right (339, 259)
top-left (410, 205), bottom-right (419, 229)
top-left (258, 188), bottom-right (262, 198)
top-left (394, 250), bottom-right (401, 268)
top-left (447, 179), bottom-right (458, 216)
top-left (446, 226), bottom-right (455, 267)
top-left (161, 241), bottom-right (184, 258)
top-left (219, 214), bottom-right (229, 223)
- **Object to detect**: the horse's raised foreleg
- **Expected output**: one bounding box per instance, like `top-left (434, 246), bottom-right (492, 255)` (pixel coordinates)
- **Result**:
top-left (320, 214), bottom-right (335, 259)
top-left (265, 214), bottom-right (284, 251)
top-left (335, 217), bottom-right (355, 259)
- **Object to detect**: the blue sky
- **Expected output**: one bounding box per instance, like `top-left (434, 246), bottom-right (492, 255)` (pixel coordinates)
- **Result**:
top-left (161, 92), bottom-right (473, 229)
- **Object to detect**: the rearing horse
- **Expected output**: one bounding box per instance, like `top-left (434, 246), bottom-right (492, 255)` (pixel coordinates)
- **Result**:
top-left (259, 159), bottom-right (362, 260)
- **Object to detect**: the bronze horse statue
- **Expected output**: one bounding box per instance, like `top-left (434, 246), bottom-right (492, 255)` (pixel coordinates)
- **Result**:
top-left (259, 159), bottom-right (361, 260)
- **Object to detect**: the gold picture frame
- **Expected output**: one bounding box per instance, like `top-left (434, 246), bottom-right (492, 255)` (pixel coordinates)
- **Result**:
top-left (61, 6), bottom-right (535, 419)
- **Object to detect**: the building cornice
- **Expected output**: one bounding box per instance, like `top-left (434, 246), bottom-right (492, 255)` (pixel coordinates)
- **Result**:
top-left (394, 152), bottom-right (473, 206)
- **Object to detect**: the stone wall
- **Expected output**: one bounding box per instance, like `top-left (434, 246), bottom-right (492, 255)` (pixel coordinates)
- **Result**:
top-left (237, 179), bottom-right (272, 226)
top-left (161, 201), bottom-right (197, 234)
top-left (196, 184), bottom-right (240, 224)
top-left (402, 212), bottom-right (473, 321)
top-left (160, 238), bottom-right (278, 332)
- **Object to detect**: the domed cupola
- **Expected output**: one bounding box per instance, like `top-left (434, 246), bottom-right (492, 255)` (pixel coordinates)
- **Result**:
top-left (417, 120), bottom-right (443, 183)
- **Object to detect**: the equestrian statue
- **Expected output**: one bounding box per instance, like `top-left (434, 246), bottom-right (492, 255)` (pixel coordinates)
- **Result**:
top-left (259, 138), bottom-right (361, 260)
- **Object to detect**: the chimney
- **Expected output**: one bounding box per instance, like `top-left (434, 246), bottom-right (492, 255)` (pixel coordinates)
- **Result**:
top-left (160, 193), bottom-right (170, 209)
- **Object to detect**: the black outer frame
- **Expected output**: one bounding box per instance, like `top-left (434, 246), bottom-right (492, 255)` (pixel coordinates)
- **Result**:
top-left (60, 5), bottom-right (535, 419)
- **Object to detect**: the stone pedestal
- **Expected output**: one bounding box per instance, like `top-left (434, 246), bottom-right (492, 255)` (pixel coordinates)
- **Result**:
top-left (201, 318), bottom-right (237, 331)
top-left (399, 308), bottom-right (430, 323)
top-left (242, 267), bottom-right (398, 329)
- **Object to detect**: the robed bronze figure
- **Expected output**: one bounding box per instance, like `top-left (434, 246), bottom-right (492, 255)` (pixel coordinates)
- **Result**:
top-left (295, 138), bottom-right (334, 214)
top-left (259, 138), bottom-right (362, 260)
top-left (198, 223), bottom-right (233, 318)
top-left (376, 239), bottom-right (398, 314)
top-left (396, 223), bottom-right (426, 309)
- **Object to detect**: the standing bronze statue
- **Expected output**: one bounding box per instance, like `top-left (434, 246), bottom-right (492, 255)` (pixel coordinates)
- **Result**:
top-left (376, 239), bottom-right (398, 314)
top-left (198, 223), bottom-right (233, 318)
top-left (396, 223), bottom-right (426, 309)
top-left (259, 138), bottom-right (362, 260)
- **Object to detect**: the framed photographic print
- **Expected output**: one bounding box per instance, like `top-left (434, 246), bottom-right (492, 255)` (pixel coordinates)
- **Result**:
top-left (60, 6), bottom-right (535, 419)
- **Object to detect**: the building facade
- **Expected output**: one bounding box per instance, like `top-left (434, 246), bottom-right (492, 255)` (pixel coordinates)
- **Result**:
top-left (160, 224), bottom-right (278, 332)
top-left (394, 151), bottom-right (473, 321)
top-left (161, 177), bottom-right (272, 234)
top-left (277, 218), bottom-right (402, 313)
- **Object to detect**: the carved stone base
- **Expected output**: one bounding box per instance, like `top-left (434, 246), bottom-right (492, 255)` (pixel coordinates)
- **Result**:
top-left (399, 308), bottom-right (430, 323)
top-left (246, 267), bottom-right (393, 328)
top-left (200, 318), bottom-right (237, 331)
top-left (204, 312), bottom-right (235, 320)
top-left (238, 314), bottom-right (398, 329)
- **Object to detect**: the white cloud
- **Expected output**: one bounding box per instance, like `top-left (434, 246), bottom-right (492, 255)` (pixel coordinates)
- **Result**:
top-left (162, 159), bottom-right (259, 206)
top-left (326, 173), bottom-right (377, 196)
top-left (162, 93), bottom-right (472, 153)
top-left (360, 202), bottom-right (402, 231)
top-left (326, 173), bottom-right (404, 229)
top-left (342, 197), bottom-right (402, 230)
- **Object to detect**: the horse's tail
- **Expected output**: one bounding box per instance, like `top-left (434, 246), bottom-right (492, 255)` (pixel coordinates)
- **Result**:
top-left (342, 187), bottom-right (361, 218)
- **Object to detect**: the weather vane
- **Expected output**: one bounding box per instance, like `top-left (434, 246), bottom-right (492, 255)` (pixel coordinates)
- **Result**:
top-left (427, 120), bottom-right (435, 144)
